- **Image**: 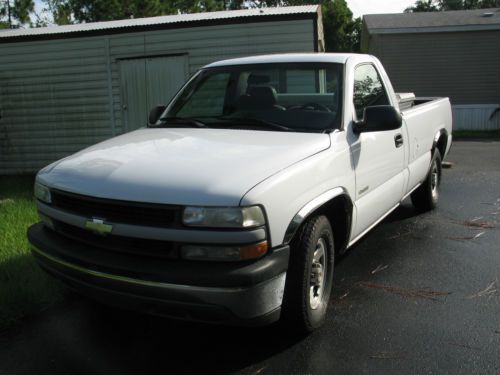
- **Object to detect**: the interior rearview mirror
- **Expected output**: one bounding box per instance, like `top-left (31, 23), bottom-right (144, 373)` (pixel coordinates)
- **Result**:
top-left (353, 105), bottom-right (402, 133)
top-left (148, 105), bottom-right (167, 126)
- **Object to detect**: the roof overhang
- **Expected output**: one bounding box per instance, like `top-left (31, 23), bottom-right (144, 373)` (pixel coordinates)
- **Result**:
top-left (0, 5), bottom-right (320, 44)
top-left (368, 23), bottom-right (500, 35)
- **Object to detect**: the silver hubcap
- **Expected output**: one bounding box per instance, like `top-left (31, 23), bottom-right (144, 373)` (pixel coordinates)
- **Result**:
top-left (310, 238), bottom-right (327, 310)
top-left (431, 162), bottom-right (439, 200)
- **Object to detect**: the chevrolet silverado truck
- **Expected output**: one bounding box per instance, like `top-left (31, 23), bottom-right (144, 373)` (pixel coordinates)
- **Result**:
top-left (28, 53), bottom-right (452, 332)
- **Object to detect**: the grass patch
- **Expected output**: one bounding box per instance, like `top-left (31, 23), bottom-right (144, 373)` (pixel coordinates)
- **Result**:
top-left (0, 175), bottom-right (62, 329)
top-left (453, 129), bottom-right (500, 140)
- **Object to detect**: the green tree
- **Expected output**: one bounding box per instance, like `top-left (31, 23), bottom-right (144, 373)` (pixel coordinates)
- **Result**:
top-left (321, 0), bottom-right (361, 52)
top-left (261, 0), bottom-right (361, 52)
top-left (12, 0), bottom-right (34, 23)
top-left (38, 0), bottom-right (72, 25)
top-left (406, 0), bottom-right (500, 12)
top-left (65, 0), bottom-right (162, 22)
top-left (405, 0), bottom-right (439, 12)
top-left (0, 0), bottom-right (35, 27)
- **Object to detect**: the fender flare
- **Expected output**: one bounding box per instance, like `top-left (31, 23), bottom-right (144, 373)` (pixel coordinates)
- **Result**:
top-left (282, 187), bottom-right (351, 245)
top-left (432, 128), bottom-right (448, 156)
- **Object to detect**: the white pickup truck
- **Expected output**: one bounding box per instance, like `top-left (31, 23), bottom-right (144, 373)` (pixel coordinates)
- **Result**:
top-left (28, 53), bottom-right (452, 332)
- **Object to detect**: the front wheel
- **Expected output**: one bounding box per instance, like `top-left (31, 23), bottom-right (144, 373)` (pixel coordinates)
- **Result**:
top-left (281, 215), bottom-right (335, 333)
top-left (411, 150), bottom-right (442, 212)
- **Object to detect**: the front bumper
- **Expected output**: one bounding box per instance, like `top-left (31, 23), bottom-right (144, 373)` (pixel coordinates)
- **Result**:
top-left (28, 223), bottom-right (289, 326)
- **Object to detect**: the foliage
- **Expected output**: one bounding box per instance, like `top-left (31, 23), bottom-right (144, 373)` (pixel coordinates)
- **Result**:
top-left (405, 0), bottom-right (439, 12)
top-left (0, 176), bottom-right (63, 329)
top-left (11, 0), bottom-right (34, 23)
top-left (265, 0), bottom-right (361, 52)
top-left (321, 0), bottom-right (361, 52)
top-left (405, 0), bottom-right (500, 12)
top-left (0, 0), bottom-right (35, 27)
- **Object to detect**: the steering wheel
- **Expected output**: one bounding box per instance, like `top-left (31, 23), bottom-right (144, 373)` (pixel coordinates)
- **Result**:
top-left (289, 102), bottom-right (331, 112)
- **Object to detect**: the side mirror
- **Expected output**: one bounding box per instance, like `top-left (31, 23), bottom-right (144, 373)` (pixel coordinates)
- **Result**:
top-left (148, 105), bottom-right (167, 126)
top-left (353, 105), bottom-right (402, 133)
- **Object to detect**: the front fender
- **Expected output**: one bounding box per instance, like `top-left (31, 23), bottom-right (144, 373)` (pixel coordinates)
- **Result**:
top-left (282, 187), bottom-right (348, 244)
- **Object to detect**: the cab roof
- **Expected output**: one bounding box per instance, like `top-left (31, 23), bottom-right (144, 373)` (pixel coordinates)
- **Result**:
top-left (204, 53), bottom-right (364, 68)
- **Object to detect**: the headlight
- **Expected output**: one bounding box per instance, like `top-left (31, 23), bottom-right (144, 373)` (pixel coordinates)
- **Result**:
top-left (181, 241), bottom-right (268, 261)
top-left (182, 206), bottom-right (265, 228)
top-left (34, 182), bottom-right (51, 204)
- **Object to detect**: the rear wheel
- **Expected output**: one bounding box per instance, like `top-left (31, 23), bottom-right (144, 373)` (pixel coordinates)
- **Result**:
top-left (281, 215), bottom-right (334, 333)
top-left (411, 150), bottom-right (442, 212)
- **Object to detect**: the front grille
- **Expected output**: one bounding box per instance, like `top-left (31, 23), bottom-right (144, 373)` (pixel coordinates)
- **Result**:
top-left (51, 190), bottom-right (180, 228)
top-left (53, 220), bottom-right (179, 259)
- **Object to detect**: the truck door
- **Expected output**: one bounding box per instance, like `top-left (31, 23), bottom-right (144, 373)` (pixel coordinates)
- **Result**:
top-left (350, 63), bottom-right (406, 239)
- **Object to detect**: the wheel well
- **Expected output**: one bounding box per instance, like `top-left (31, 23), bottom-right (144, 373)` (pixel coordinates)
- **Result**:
top-left (308, 195), bottom-right (353, 255)
top-left (435, 131), bottom-right (448, 158)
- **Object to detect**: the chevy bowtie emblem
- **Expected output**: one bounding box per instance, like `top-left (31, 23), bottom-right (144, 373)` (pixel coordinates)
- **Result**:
top-left (85, 218), bottom-right (113, 235)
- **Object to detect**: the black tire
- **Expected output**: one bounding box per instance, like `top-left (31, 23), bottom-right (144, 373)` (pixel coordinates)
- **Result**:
top-left (281, 215), bottom-right (335, 334)
top-left (411, 149), bottom-right (442, 212)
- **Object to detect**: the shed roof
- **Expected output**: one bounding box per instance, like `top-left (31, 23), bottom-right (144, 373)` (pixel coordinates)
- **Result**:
top-left (365, 7), bottom-right (500, 34)
top-left (0, 5), bottom-right (319, 41)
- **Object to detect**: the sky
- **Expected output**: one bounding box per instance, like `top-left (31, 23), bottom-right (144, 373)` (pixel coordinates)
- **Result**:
top-left (33, 0), bottom-right (418, 21)
top-left (347, 0), bottom-right (417, 17)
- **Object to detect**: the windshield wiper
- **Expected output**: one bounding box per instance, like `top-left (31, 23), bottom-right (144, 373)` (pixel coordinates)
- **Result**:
top-left (158, 117), bottom-right (207, 128)
top-left (215, 117), bottom-right (291, 132)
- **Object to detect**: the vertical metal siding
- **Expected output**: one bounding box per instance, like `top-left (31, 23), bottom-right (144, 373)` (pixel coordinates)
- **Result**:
top-left (366, 30), bottom-right (500, 105)
top-left (0, 19), bottom-right (316, 174)
top-left (452, 104), bottom-right (500, 130)
top-left (0, 37), bottom-right (112, 174)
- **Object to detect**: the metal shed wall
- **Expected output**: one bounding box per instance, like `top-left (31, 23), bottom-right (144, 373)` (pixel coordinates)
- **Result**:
top-left (0, 18), bottom-right (317, 174)
top-left (364, 30), bottom-right (500, 105)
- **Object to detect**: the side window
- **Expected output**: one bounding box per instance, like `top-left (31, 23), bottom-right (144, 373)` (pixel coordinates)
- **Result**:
top-left (353, 64), bottom-right (389, 119)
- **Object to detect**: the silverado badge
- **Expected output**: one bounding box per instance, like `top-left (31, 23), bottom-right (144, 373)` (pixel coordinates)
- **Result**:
top-left (84, 218), bottom-right (113, 235)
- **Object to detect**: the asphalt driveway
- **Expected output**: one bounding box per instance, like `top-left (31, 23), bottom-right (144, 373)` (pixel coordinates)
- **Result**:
top-left (0, 141), bottom-right (499, 375)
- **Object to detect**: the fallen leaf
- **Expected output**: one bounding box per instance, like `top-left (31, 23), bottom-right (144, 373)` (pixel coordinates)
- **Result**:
top-left (369, 351), bottom-right (407, 359)
top-left (339, 292), bottom-right (350, 300)
top-left (462, 220), bottom-right (499, 229)
top-left (249, 366), bottom-right (267, 375)
top-left (371, 264), bottom-right (389, 274)
top-left (448, 231), bottom-right (485, 241)
top-left (387, 231), bottom-right (411, 240)
top-left (466, 280), bottom-right (499, 299)
top-left (446, 341), bottom-right (481, 350)
top-left (473, 231), bottom-right (485, 239)
top-left (358, 282), bottom-right (451, 301)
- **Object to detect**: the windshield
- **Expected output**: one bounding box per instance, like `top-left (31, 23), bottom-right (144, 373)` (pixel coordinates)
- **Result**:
top-left (162, 63), bottom-right (344, 133)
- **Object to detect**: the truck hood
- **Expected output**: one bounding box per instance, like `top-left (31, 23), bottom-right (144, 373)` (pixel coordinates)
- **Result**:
top-left (38, 128), bottom-right (330, 206)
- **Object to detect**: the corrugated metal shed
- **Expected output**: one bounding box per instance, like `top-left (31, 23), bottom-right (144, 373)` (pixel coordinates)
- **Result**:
top-left (0, 5), bottom-right (320, 39)
top-left (0, 5), bottom-right (323, 174)
top-left (362, 8), bottom-right (500, 131)
top-left (364, 7), bottom-right (500, 32)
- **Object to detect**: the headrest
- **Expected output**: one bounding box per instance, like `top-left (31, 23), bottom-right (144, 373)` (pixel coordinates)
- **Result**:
top-left (248, 86), bottom-right (278, 107)
top-left (247, 74), bottom-right (270, 85)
